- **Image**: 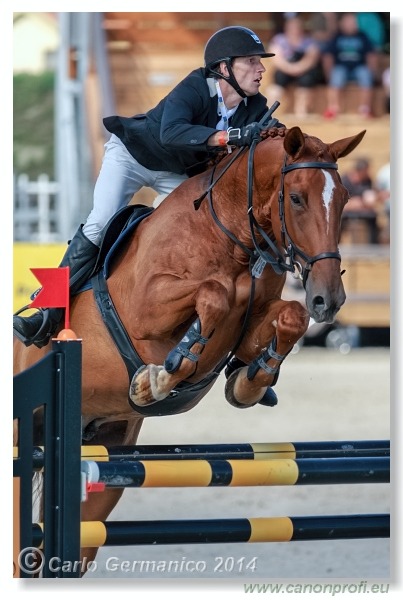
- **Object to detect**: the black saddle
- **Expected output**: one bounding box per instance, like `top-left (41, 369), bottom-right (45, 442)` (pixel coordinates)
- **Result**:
top-left (93, 204), bottom-right (154, 277)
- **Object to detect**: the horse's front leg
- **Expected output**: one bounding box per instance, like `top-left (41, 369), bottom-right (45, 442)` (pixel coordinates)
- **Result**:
top-left (225, 300), bottom-right (309, 408)
top-left (129, 280), bottom-right (230, 406)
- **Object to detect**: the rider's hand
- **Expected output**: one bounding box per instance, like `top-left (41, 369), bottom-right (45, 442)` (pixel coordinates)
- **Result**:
top-left (227, 122), bottom-right (262, 147)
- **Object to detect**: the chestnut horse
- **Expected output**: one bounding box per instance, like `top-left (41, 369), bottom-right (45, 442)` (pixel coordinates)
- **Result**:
top-left (13, 125), bottom-right (365, 567)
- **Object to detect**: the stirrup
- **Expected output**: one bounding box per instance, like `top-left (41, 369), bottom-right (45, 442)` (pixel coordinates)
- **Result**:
top-left (13, 306), bottom-right (61, 348)
top-left (13, 306), bottom-right (45, 347)
top-left (13, 303), bottom-right (34, 318)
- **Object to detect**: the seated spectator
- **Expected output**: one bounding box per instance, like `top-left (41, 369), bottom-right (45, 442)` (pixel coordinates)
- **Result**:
top-left (374, 161), bottom-right (390, 244)
top-left (342, 157), bottom-right (374, 204)
top-left (266, 16), bottom-right (322, 117)
top-left (357, 12), bottom-right (389, 94)
top-left (356, 12), bottom-right (386, 52)
top-left (307, 12), bottom-right (338, 52)
top-left (382, 66), bottom-right (390, 114)
top-left (322, 12), bottom-right (377, 119)
top-left (340, 157), bottom-right (379, 244)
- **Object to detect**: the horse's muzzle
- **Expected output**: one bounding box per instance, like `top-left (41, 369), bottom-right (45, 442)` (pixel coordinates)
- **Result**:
top-left (305, 278), bottom-right (346, 324)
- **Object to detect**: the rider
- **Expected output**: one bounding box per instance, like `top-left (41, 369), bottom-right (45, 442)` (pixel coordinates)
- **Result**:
top-left (14, 25), bottom-right (278, 349)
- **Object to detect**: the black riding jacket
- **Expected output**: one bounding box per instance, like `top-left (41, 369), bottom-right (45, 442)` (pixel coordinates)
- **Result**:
top-left (103, 68), bottom-right (269, 177)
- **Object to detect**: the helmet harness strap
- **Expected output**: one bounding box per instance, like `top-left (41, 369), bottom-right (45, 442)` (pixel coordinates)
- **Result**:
top-left (208, 59), bottom-right (247, 99)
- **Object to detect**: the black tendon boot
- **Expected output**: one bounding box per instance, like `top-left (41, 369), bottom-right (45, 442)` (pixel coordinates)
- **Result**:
top-left (13, 226), bottom-right (99, 348)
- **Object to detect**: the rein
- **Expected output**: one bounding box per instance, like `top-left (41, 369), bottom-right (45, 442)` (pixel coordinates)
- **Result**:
top-left (193, 147), bottom-right (248, 210)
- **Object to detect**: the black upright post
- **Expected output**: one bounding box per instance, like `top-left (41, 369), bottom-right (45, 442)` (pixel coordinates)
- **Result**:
top-left (13, 339), bottom-right (82, 578)
top-left (43, 339), bottom-right (82, 577)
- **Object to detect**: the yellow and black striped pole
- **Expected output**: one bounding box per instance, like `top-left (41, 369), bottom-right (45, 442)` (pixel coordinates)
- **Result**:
top-left (81, 456), bottom-right (390, 488)
top-left (27, 440), bottom-right (390, 470)
top-left (91, 439), bottom-right (390, 460)
top-left (33, 514), bottom-right (390, 548)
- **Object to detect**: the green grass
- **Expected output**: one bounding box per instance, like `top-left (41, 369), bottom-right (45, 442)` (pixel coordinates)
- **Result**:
top-left (13, 72), bottom-right (55, 178)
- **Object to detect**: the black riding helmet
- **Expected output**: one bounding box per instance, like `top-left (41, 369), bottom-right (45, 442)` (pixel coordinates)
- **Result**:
top-left (204, 26), bottom-right (275, 98)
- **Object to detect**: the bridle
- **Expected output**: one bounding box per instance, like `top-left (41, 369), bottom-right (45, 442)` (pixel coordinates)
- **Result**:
top-left (277, 155), bottom-right (342, 288)
top-left (197, 137), bottom-right (342, 289)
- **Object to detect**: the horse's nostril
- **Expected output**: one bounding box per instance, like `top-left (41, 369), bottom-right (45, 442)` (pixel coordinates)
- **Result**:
top-left (313, 296), bottom-right (325, 309)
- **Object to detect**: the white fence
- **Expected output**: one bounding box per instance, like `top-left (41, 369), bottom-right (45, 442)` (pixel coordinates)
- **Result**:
top-left (14, 173), bottom-right (61, 242)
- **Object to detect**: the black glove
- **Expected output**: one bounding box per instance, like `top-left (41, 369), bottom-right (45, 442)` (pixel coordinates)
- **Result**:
top-left (227, 122), bottom-right (262, 147)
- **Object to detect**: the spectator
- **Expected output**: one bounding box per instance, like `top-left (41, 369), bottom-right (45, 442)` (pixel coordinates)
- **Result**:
top-left (322, 12), bottom-right (377, 119)
top-left (356, 12), bottom-right (386, 53)
top-left (382, 66), bottom-right (390, 114)
top-left (307, 12), bottom-right (338, 52)
top-left (342, 157), bottom-right (373, 202)
top-left (340, 157), bottom-right (379, 244)
top-left (266, 16), bottom-right (322, 117)
top-left (356, 12), bottom-right (388, 86)
top-left (375, 161), bottom-right (390, 244)
top-left (375, 161), bottom-right (390, 208)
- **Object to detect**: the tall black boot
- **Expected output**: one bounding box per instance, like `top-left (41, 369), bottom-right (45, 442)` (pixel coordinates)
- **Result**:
top-left (13, 225), bottom-right (99, 348)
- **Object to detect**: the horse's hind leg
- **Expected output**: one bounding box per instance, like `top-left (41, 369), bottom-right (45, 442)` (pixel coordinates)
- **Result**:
top-left (225, 300), bottom-right (309, 407)
top-left (130, 280), bottom-right (231, 406)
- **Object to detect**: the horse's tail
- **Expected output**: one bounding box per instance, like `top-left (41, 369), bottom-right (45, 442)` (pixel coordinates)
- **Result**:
top-left (32, 471), bottom-right (43, 523)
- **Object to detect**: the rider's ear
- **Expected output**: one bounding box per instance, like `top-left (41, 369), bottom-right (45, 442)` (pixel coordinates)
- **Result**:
top-left (219, 61), bottom-right (229, 76)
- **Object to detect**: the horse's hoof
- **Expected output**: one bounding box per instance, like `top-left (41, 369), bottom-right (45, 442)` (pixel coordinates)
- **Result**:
top-left (129, 364), bottom-right (168, 406)
top-left (224, 369), bottom-right (260, 409)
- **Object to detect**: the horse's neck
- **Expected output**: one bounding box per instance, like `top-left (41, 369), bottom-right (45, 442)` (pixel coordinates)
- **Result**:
top-left (215, 141), bottom-right (282, 246)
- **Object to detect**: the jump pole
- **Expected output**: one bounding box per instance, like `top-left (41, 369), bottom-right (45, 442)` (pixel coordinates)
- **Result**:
top-left (33, 514), bottom-right (390, 547)
top-left (81, 456), bottom-right (390, 489)
top-left (29, 439), bottom-right (390, 470)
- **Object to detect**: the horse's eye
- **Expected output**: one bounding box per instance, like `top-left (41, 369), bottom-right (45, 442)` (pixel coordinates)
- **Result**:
top-left (290, 193), bottom-right (302, 206)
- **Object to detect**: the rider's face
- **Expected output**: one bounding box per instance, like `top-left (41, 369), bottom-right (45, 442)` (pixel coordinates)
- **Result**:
top-left (223, 55), bottom-right (266, 96)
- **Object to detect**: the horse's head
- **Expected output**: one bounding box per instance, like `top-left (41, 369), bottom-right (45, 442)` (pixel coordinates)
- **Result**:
top-left (271, 126), bottom-right (366, 323)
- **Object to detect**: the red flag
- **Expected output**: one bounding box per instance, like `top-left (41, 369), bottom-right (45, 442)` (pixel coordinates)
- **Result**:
top-left (29, 267), bottom-right (70, 328)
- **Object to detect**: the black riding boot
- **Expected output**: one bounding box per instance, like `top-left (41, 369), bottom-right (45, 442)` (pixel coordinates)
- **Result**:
top-left (13, 225), bottom-right (99, 348)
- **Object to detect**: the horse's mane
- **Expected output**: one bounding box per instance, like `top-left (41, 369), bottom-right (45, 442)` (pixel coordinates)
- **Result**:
top-left (207, 127), bottom-right (286, 168)
top-left (260, 127), bottom-right (287, 141)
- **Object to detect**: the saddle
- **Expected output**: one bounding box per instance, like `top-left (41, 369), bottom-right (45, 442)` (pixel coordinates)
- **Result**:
top-left (93, 204), bottom-right (154, 277)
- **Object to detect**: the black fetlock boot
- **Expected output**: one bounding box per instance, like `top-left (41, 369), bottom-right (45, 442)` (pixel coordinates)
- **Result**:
top-left (13, 225), bottom-right (99, 348)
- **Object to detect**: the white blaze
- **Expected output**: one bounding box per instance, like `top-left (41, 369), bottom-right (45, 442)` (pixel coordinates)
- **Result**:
top-left (322, 170), bottom-right (335, 229)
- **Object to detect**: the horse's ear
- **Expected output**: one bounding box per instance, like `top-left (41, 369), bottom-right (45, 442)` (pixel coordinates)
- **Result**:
top-left (283, 127), bottom-right (305, 158)
top-left (328, 130), bottom-right (366, 160)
